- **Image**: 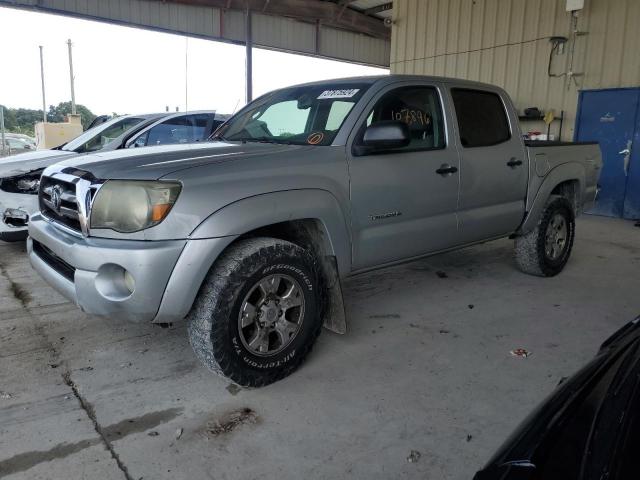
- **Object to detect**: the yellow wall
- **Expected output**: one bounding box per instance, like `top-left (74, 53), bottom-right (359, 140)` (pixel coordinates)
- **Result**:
top-left (35, 115), bottom-right (83, 150)
top-left (391, 0), bottom-right (640, 140)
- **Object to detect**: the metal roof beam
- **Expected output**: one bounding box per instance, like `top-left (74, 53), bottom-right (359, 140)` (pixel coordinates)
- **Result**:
top-left (163, 0), bottom-right (390, 39)
top-left (364, 2), bottom-right (393, 16)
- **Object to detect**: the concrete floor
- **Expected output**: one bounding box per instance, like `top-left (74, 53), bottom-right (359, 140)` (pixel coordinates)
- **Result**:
top-left (0, 215), bottom-right (638, 480)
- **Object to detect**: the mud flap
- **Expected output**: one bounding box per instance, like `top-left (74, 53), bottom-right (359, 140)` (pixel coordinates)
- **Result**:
top-left (321, 256), bottom-right (347, 334)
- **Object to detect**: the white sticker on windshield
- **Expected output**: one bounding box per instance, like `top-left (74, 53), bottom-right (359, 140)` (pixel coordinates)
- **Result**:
top-left (317, 89), bottom-right (360, 99)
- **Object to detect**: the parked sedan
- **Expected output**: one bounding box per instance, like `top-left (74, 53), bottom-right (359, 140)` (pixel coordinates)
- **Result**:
top-left (0, 111), bottom-right (228, 241)
top-left (475, 316), bottom-right (640, 480)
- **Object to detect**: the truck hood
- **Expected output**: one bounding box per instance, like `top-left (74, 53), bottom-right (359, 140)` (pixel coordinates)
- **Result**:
top-left (0, 149), bottom-right (76, 177)
top-left (53, 141), bottom-right (313, 180)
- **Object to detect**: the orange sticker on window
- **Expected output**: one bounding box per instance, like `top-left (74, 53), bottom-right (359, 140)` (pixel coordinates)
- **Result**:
top-left (307, 132), bottom-right (324, 145)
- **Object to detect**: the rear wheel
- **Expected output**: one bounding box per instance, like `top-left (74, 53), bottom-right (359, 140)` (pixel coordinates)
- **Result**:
top-left (514, 196), bottom-right (575, 277)
top-left (187, 237), bottom-right (322, 387)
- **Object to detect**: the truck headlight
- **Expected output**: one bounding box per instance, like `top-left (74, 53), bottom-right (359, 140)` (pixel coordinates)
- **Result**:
top-left (90, 180), bottom-right (181, 233)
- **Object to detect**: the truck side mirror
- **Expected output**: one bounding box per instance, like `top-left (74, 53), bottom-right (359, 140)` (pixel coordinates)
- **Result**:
top-left (362, 121), bottom-right (411, 150)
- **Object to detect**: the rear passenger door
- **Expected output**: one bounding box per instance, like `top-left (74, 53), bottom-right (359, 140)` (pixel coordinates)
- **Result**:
top-left (449, 88), bottom-right (527, 243)
top-left (348, 83), bottom-right (460, 270)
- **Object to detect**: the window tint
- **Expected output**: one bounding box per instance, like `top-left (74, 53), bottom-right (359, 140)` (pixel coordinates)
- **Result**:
top-left (191, 114), bottom-right (213, 140)
top-left (326, 101), bottom-right (353, 131)
top-left (146, 116), bottom-right (199, 146)
top-left (362, 86), bottom-right (445, 151)
top-left (66, 117), bottom-right (145, 153)
top-left (254, 100), bottom-right (310, 137)
top-left (221, 83), bottom-right (367, 145)
top-left (451, 88), bottom-right (510, 147)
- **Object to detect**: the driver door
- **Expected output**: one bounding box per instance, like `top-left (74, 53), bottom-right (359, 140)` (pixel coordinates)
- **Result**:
top-left (348, 82), bottom-right (461, 270)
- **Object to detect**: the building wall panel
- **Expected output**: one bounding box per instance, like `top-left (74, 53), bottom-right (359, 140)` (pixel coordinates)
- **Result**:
top-left (392, 0), bottom-right (640, 140)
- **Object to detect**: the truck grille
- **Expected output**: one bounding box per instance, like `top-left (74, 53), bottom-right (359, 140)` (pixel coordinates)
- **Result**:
top-left (39, 176), bottom-right (82, 233)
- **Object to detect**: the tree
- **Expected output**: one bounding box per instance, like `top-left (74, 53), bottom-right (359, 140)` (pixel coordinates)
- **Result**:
top-left (47, 102), bottom-right (96, 130)
top-left (0, 105), bottom-right (43, 136)
top-left (1, 103), bottom-right (98, 136)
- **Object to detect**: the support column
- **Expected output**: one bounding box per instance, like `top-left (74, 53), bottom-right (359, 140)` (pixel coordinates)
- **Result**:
top-left (245, 5), bottom-right (253, 104)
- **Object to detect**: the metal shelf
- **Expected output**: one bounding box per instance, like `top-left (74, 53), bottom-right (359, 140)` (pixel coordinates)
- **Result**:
top-left (519, 110), bottom-right (564, 139)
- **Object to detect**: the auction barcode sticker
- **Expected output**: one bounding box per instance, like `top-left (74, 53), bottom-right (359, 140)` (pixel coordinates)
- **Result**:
top-left (317, 89), bottom-right (360, 99)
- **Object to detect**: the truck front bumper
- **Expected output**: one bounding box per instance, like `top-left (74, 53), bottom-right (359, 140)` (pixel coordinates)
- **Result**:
top-left (28, 213), bottom-right (235, 323)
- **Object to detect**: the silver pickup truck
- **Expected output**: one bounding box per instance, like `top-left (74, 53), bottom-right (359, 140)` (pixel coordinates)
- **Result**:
top-left (27, 75), bottom-right (602, 387)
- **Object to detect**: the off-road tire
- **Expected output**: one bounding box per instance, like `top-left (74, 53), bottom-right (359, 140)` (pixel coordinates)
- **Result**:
top-left (514, 196), bottom-right (575, 277)
top-left (187, 237), bottom-right (322, 387)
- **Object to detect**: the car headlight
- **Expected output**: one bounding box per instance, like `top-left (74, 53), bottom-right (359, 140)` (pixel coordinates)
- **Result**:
top-left (90, 180), bottom-right (181, 233)
top-left (0, 169), bottom-right (43, 195)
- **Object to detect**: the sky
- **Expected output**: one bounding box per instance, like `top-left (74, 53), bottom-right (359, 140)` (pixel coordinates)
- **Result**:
top-left (0, 6), bottom-right (387, 116)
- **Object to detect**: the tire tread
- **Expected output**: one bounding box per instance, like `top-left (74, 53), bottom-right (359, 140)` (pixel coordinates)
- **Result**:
top-left (187, 237), bottom-right (321, 387)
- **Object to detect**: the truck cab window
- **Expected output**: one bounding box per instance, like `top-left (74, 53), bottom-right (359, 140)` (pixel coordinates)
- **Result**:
top-left (451, 88), bottom-right (510, 147)
top-left (221, 83), bottom-right (369, 146)
top-left (256, 100), bottom-right (310, 137)
top-left (362, 86), bottom-right (445, 151)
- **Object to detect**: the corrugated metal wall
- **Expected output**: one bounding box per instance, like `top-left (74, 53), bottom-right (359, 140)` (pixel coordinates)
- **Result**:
top-left (0, 0), bottom-right (391, 67)
top-left (391, 0), bottom-right (640, 140)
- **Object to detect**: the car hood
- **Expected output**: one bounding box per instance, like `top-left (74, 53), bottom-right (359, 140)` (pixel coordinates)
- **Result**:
top-left (53, 141), bottom-right (313, 180)
top-left (0, 149), bottom-right (77, 177)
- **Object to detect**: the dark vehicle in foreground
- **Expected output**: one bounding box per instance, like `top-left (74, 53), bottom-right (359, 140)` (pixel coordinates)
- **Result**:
top-left (0, 111), bottom-right (227, 241)
top-left (475, 316), bottom-right (640, 480)
top-left (28, 75), bottom-right (601, 387)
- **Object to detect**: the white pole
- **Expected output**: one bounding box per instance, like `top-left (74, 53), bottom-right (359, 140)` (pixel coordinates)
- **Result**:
top-left (67, 39), bottom-right (76, 115)
top-left (39, 46), bottom-right (46, 123)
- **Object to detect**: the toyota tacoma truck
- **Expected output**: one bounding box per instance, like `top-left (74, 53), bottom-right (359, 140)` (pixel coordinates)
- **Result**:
top-left (27, 75), bottom-right (602, 387)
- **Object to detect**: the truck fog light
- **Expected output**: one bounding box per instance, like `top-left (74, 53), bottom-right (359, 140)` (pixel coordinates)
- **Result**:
top-left (95, 264), bottom-right (135, 301)
top-left (123, 270), bottom-right (135, 294)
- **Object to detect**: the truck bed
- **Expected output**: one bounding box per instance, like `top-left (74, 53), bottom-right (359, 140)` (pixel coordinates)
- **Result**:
top-left (525, 140), bottom-right (598, 147)
top-left (524, 141), bottom-right (602, 214)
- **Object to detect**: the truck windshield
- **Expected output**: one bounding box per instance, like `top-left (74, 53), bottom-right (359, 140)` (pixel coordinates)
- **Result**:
top-left (216, 84), bottom-right (370, 146)
top-left (62, 116), bottom-right (145, 153)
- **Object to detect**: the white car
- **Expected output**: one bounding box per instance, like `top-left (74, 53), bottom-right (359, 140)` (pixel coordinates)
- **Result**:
top-left (0, 111), bottom-right (229, 241)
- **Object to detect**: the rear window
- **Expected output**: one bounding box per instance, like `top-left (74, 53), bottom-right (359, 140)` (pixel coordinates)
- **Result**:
top-left (451, 88), bottom-right (510, 148)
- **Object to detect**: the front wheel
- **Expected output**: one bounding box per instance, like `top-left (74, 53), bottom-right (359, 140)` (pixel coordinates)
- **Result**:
top-left (187, 237), bottom-right (322, 387)
top-left (514, 196), bottom-right (575, 277)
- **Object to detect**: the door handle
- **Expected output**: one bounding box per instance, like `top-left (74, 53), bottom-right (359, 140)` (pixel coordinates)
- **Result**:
top-left (507, 158), bottom-right (523, 168)
top-left (620, 140), bottom-right (632, 176)
top-left (436, 164), bottom-right (458, 176)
